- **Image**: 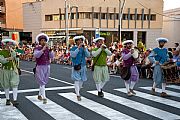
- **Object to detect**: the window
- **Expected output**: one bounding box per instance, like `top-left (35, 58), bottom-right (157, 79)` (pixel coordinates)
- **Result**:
top-left (130, 14), bottom-right (135, 20)
top-left (101, 13), bottom-right (106, 19)
top-left (144, 14), bottom-right (150, 20)
top-left (45, 15), bottom-right (53, 21)
top-left (137, 14), bottom-right (142, 20)
top-left (115, 13), bottom-right (119, 20)
top-left (151, 14), bottom-right (156, 21)
top-left (0, 2), bottom-right (4, 6)
top-left (93, 13), bottom-right (99, 19)
top-left (71, 13), bottom-right (75, 19)
top-left (60, 14), bottom-right (65, 20)
top-left (85, 13), bottom-right (91, 19)
top-left (123, 14), bottom-right (128, 20)
top-left (79, 13), bottom-right (84, 19)
top-left (110, 13), bottom-right (114, 20)
top-left (53, 15), bottom-right (60, 21)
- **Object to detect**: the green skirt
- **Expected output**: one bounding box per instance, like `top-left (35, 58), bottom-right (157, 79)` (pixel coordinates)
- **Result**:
top-left (0, 69), bottom-right (20, 89)
top-left (93, 66), bottom-right (110, 83)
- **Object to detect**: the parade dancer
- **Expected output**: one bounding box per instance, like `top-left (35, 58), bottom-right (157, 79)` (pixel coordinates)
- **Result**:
top-left (70, 36), bottom-right (90, 101)
top-left (121, 40), bottom-right (139, 96)
top-left (92, 37), bottom-right (112, 97)
top-left (0, 40), bottom-right (20, 106)
top-left (149, 38), bottom-right (169, 97)
top-left (34, 33), bottom-right (54, 104)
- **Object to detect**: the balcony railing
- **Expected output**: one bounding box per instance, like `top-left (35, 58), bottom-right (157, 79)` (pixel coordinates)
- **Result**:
top-left (0, 6), bottom-right (5, 13)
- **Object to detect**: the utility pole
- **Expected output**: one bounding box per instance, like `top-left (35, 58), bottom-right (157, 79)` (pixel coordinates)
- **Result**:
top-left (118, 0), bottom-right (126, 45)
top-left (65, 0), bottom-right (69, 48)
top-left (118, 0), bottom-right (121, 44)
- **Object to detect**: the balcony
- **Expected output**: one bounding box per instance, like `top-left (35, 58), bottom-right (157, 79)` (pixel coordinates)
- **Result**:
top-left (0, 6), bottom-right (5, 13)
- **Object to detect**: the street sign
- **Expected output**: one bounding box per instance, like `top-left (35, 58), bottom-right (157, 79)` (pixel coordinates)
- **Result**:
top-left (95, 28), bottom-right (100, 38)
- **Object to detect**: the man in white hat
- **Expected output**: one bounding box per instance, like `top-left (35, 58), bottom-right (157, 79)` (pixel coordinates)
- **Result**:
top-left (92, 37), bottom-right (112, 97)
top-left (121, 40), bottom-right (139, 96)
top-left (149, 38), bottom-right (169, 97)
top-left (0, 40), bottom-right (20, 106)
top-left (33, 33), bottom-right (54, 104)
top-left (70, 35), bottom-right (90, 101)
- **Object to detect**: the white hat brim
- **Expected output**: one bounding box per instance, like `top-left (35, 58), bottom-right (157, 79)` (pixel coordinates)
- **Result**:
top-left (93, 37), bottom-right (105, 43)
top-left (122, 40), bottom-right (134, 45)
top-left (2, 39), bottom-right (17, 45)
top-left (156, 38), bottom-right (168, 42)
top-left (36, 33), bottom-right (49, 43)
top-left (73, 36), bottom-right (85, 41)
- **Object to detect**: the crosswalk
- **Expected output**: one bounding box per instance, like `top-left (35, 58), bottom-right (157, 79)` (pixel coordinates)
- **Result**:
top-left (0, 85), bottom-right (180, 120)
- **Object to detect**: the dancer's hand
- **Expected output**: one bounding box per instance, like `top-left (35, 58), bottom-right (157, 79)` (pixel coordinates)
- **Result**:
top-left (6, 57), bottom-right (14, 61)
top-left (42, 44), bottom-right (48, 51)
top-left (131, 49), bottom-right (134, 54)
top-left (155, 61), bottom-right (159, 65)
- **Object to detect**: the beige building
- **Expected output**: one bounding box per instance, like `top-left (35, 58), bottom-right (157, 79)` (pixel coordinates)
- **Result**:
top-left (23, 0), bottom-right (163, 48)
top-left (162, 8), bottom-right (180, 48)
top-left (0, 0), bottom-right (36, 31)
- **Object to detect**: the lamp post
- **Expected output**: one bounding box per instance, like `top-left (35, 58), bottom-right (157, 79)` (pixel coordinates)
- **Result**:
top-left (65, 0), bottom-right (69, 48)
top-left (118, 0), bottom-right (126, 45)
top-left (65, 0), bottom-right (78, 48)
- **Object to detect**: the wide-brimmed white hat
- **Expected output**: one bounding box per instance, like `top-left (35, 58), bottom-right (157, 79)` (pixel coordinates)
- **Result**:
top-left (73, 36), bottom-right (85, 41)
top-left (93, 37), bottom-right (105, 43)
top-left (156, 38), bottom-right (168, 43)
top-left (35, 33), bottom-right (49, 43)
top-left (122, 40), bottom-right (134, 45)
top-left (2, 39), bottom-right (17, 46)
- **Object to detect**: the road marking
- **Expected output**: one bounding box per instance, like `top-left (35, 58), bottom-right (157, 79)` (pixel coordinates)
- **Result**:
top-left (140, 87), bottom-right (180, 98)
top-left (0, 86), bottom-right (74, 95)
top-left (21, 69), bottom-right (74, 85)
top-left (63, 67), bottom-right (72, 70)
top-left (167, 85), bottom-right (180, 90)
top-left (0, 99), bottom-right (28, 120)
top-left (59, 92), bottom-right (136, 120)
top-left (26, 96), bottom-right (83, 120)
top-left (54, 66), bottom-right (122, 78)
top-left (115, 88), bottom-right (180, 109)
top-left (88, 91), bottom-right (180, 120)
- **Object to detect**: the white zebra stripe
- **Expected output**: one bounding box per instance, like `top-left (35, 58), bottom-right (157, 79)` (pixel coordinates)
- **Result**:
top-left (0, 86), bottom-right (74, 95)
top-left (140, 87), bottom-right (180, 98)
top-left (58, 92), bottom-right (136, 120)
top-left (0, 99), bottom-right (28, 120)
top-left (115, 88), bottom-right (180, 109)
top-left (26, 96), bottom-right (83, 120)
top-left (167, 85), bottom-right (180, 90)
top-left (88, 91), bottom-right (180, 120)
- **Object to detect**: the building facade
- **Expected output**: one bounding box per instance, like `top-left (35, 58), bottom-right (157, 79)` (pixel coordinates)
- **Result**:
top-left (162, 8), bottom-right (180, 48)
top-left (23, 0), bottom-right (163, 48)
top-left (0, 0), bottom-right (36, 43)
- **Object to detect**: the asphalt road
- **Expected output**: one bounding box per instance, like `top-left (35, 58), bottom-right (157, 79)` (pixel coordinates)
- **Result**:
top-left (0, 61), bottom-right (180, 120)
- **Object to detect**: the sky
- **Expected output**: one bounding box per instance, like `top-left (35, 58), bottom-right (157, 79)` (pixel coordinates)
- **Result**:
top-left (164, 0), bottom-right (180, 10)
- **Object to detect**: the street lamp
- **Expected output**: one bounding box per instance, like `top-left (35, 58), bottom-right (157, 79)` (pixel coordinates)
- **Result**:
top-left (65, 0), bottom-right (68, 48)
top-left (65, 0), bottom-right (78, 48)
top-left (118, 0), bottom-right (126, 45)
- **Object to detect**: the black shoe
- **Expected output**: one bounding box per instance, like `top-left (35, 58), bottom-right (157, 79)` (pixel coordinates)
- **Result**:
top-left (160, 92), bottom-right (168, 97)
top-left (12, 100), bottom-right (19, 106)
top-left (98, 90), bottom-right (104, 97)
top-left (151, 88), bottom-right (155, 95)
top-left (6, 99), bottom-right (11, 106)
top-left (130, 89), bottom-right (136, 95)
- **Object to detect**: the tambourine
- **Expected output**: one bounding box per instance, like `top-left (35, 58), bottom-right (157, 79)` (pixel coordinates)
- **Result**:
top-left (131, 48), bottom-right (139, 59)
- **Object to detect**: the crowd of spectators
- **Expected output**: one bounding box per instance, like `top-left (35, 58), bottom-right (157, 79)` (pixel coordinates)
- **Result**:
top-left (14, 42), bottom-right (180, 79)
